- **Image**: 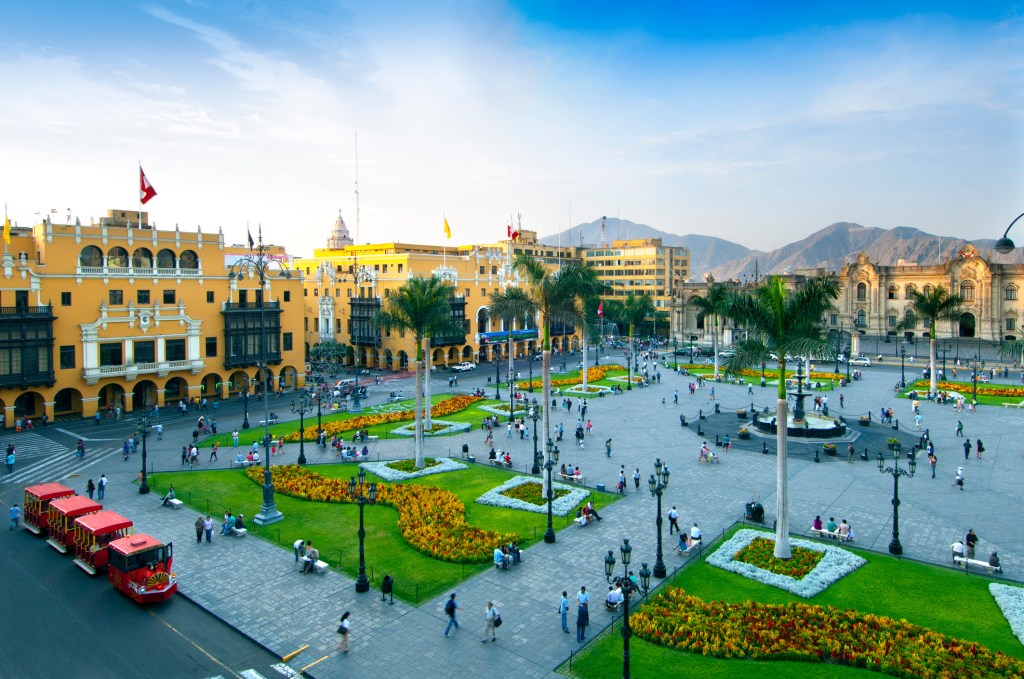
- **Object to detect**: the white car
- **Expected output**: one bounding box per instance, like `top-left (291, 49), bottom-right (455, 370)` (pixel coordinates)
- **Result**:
top-left (451, 361), bottom-right (476, 373)
top-left (848, 356), bottom-right (872, 367)
top-left (718, 350), bottom-right (736, 359)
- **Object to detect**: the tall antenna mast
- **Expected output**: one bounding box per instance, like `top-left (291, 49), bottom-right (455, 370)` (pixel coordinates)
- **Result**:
top-left (600, 215), bottom-right (606, 246)
top-left (354, 133), bottom-right (360, 245)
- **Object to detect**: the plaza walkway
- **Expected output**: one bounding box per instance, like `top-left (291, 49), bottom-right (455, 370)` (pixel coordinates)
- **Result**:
top-left (85, 363), bottom-right (1024, 677)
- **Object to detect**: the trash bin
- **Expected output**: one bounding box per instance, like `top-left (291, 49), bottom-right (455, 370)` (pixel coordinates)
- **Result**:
top-left (745, 502), bottom-right (764, 523)
top-left (595, 483), bottom-right (606, 492)
top-left (461, 443), bottom-right (469, 456)
top-left (381, 575), bottom-right (393, 594)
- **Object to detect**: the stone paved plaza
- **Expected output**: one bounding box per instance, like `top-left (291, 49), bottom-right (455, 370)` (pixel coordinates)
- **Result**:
top-left (59, 365), bottom-right (1024, 678)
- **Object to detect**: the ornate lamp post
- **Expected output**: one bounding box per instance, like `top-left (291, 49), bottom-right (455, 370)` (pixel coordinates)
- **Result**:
top-left (899, 345), bottom-right (906, 389)
top-left (351, 351), bottom-right (362, 412)
top-left (648, 459), bottom-right (670, 578)
top-left (530, 405), bottom-right (541, 474)
top-left (603, 539), bottom-right (650, 679)
top-left (673, 337), bottom-right (678, 370)
top-left (625, 349), bottom-right (633, 391)
top-left (877, 443), bottom-right (917, 555)
top-left (241, 387), bottom-right (250, 429)
top-left (543, 440), bottom-right (559, 544)
top-left (941, 343), bottom-right (949, 379)
top-left (290, 390), bottom-right (313, 465)
top-left (493, 354), bottom-right (501, 400)
top-left (137, 413), bottom-right (152, 494)
top-left (971, 357), bottom-right (982, 402)
top-left (528, 348), bottom-right (534, 393)
top-left (348, 468), bottom-right (377, 593)
top-left (315, 384), bottom-right (324, 449)
top-left (229, 228), bottom-right (291, 526)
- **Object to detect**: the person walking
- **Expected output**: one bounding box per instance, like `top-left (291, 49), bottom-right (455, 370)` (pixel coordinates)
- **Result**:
top-left (975, 439), bottom-right (985, 459)
top-left (97, 474), bottom-right (108, 499)
top-left (575, 597), bottom-right (590, 642)
top-left (443, 593), bottom-right (461, 637)
top-left (203, 515), bottom-right (214, 542)
top-left (633, 468), bottom-right (641, 491)
top-left (965, 529), bottom-right (979, 559)
top-left (86, 479), bottom-right (95, 500)
top-left (482, 601), bottom-right (498, 643)
top-left (955, 420), bottom-right (964, 437)
top-left (9, 503), bottom-right (20, 530)
top-left (559, 591), bottom-right (570, 634)
top-left (963, 439), bottom-right (972, 460)
top-left (209, 443), bottom-right (219, 463)
top-left (605, 438), bottom-right (612, 457)
top-left (337, 611), bottom-right (351, 653)
top-left (668, 506), bottom-right (680, 534)
top-left (5, 447), bottom-right (14, 474)
top-left (928, 451), bottom-right (937, 479)
top-left (194, 514), bottom-right (204, 543)
top-left (232, 429), bottom-right (240, 447)
top-left (955, 466), bottom-right (965, 491)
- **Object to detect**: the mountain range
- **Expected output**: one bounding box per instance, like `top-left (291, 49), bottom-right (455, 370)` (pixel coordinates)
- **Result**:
top-left (541, 219), bottom-right (1024, 282)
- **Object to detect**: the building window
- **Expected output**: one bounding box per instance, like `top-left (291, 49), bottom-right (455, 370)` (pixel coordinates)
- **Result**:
top-left (398, 264), bottom-right (403, 273)
top-left (888, 315), bottom-right (897, 327)
top-left (163, 289), bottom-right (176, 304)
top-left (383, 264), bottom-right (388, 273)
top-left (829, 314), bottom-right (838, 325)
top-left (905, 285), bottom-right (916, 299)
top-left (856, 282), bottom-right (867, 301)
top-left (134, 340), bottom-right (155, 364)
top-left (304, 289), bottom-right (308, 296)
top-left (137, 290), bottom-right (150, 304)
top-left (313, 318), bottom-right (319, 332)
top-left (336, 319), bottom-right (341, 334)
top-left (1007, 318), bottom-right (1016, 331)
top-left (207, 291), bottom-right (214, 303)
top-left (491, 266), bottom-right (497, 275)
top-left (61, 292), bottom-right (71, 306)
top-left (480, 266), bottom-right (485, 274)
top-left (99, 343), bottom-right (123, 366)
top-left (314, 288), bottom-right (319, 297)
top-left (923, 284), bottom-right (933, 295)
top-left (855, 310), bottom-right (867, 328)
top-left (59, 345), bottom-right (75, 369)
top-left (888, 285), bottom-right (897, 300)
top-left (1006, 286), bottom-right (1017, 301)
top-left (205, 337), bottom-right (217, 357)
top-left (284, 291), bottom-right (291, 302)
top-left (109, 290), bottom-right (124, 305)
top-left (335, 288), bottom-right (340, 297)
top-left (165, 339), bottom-right (186, 361)
top-left (465, 288), bottom-right (470, 297)
top-left (960, 281), bottom-right (975, 301)
top-left (283, 332), bottom-right (293, 351)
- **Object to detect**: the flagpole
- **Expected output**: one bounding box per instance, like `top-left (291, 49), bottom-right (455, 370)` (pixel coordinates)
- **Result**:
top-left (138, 161), bottom-right (142, 229)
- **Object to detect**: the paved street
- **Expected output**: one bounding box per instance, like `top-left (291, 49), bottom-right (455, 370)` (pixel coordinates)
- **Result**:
top-left (2, 360), bottom-right (1022, 678)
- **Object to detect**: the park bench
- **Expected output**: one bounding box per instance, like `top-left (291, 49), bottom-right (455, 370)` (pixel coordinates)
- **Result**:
top-left (165, 498), bottom-right (184, 509)
top-left (559, 472), bottom-right (586, 485)
top-left (1002, 400), bottom-right (1024, 409)
top-left (953, 555), bottom-right (1001, 573)
top-left (676, 540), bottom-right (701, 557)
top-left (810, 527), bottom-right (853, 541)
top-left (230, 526), bottom-right (248, 537)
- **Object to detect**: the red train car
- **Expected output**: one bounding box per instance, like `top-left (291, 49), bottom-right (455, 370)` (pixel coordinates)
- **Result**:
top-left (23, 483), bottom-right (75, 534)
top-left (71, 510), bottom-right (133, 575)
top-left (107, 533), bottom-right (177, 603)
top-left (46, 496), bottom-right (103, 553)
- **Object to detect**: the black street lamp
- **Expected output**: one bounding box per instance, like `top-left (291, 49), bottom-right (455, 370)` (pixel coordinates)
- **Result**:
top-left (543, 439), bottom-right (559, 544)
top-left (877, 444), bottom-right (917, 555)
top-left (290, 391), bottom-right (314, 465)
top-left (348, 468), bottom-right (377, 593)
top-left (493, 354), bottom-right (501, 400)
top-left (528, 349), bottom-right (534, 393)
top-left (900, 346), bottom-right (906, 389)
top-left (673, 338), bottom-right (678, 370)
top-left (315, 385), bottom-right (324, 449)
top-left (241, 387), bottom-right (250, 429)
top-left (137, 413), bottom-right (152, 494)
top-left (351, 351), bottom-right (362, 412)
top-left (603, 539), bottom-right (651, 679)
top-left (648, 459), bottom-right (670, 578)
top-left (971, 357), bottom-right (982, 402)
top-left (530, 405), bottom-right (541, 475)
top-left (625, 349), bottom-right (633, 391)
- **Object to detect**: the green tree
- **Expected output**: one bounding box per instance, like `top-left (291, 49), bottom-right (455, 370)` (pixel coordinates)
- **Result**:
top-left (489, 285), bottom-right (536, 412)
top-left (622, 292), bottom-right (655, 383)
top-left (727, 274), bottom-right (841, 559)
top-left (690, 283), bottom-right (734, 379)
top-left (373, 276), bottom-right (464, 468)
top-left (569, 267), bottom-right (607, 389)
top-left (897, 286), bottom-right (964, 396)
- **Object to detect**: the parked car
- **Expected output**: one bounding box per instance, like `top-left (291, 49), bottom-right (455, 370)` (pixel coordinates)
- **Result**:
top-left (849, 356), bottom-right (872, 367)
top-left (451, 362), bottom-right (476, 373)
top-left (718, 350), bottom-right (736, 359)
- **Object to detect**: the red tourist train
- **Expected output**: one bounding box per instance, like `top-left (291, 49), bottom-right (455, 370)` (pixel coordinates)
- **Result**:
top-left (22, 483), bottom-right (177, 604)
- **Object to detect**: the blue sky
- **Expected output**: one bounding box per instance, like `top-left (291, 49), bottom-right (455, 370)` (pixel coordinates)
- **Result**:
top-left (1, 1), bottom-right (1020, 256)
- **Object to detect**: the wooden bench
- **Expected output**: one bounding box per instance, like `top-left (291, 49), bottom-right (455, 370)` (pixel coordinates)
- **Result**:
top-left (1003, 400), bottom-right (1024, 409)
top-left (230, 526), bottom-right (248, 537)
top-left (810, 527), bottom-right (852, 541)
top-left (953, 555), bottom-right (1002, 573)
top-left (165, 498), bottom-right (184, 509)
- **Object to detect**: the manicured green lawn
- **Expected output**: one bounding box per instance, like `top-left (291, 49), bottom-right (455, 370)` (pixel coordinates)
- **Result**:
top-left (150, 462), bottom-right (617, 604)
top-left (565, 527), bottom-right (1023, 678)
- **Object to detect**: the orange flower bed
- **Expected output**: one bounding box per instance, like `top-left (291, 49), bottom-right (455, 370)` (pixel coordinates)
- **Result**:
top-left (245, 464), bottom-right (517, 563)
top-left (928, 380), bottom-right (1024, 397)
top-left (283, 395), bottom-right (483, 442)
top-left (517, 364), bottom-right (625, 389)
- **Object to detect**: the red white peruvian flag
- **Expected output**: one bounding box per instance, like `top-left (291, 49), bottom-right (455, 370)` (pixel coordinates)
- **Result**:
top-left (139, 166), bottom-right (157, 204)
top-left (597, 301), bottom-right (604, 317)
top-left (507, 224), bottom-right (512, 238)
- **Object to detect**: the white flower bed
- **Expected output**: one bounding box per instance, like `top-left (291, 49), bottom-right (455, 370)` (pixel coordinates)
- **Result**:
top-left (706, 529), bottom-right (867, 598)
top-left (477, 403), bottom-right (527, 417)
top-left (389, 420), bottom-right (471, 437)
top-left (476, 475), bottom-right (589, 516)
top-left (360, 457), bottom-right (467, 481)
top-left (564, 384), bottom-right (611, 395)
top-left (990, 584), bottom-right (1024, 645)
top-left (609, 375), bottom-right (644, 384)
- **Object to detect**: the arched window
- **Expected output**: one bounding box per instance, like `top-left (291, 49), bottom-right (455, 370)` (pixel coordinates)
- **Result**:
top-left (79, 245), bottom-right (103, 267)
top-left (156, 249), bottom-right (176, 269)
top-left (960, 281), bottom-right (975, 301)
top-left (923, 284), bottom-right (933, 295)
top-left (132, 247), bottom-right (153, 268)
top-left (477, 308), bottom-right (489, 334)
top-left (179, 250), bottom-right (199, 269)
top-left (887, 285), bottom-right (898, 300)
top-left (107, 246), bottom-right (129, 267)
top-left (905, 284), bottom-right (917, 299)
top-left (1006, 285), bottom-right (1017, 301)
top-left (856, 309), bottom-right (867, 327)
top-left (856, 282), bottom-right (867, 301)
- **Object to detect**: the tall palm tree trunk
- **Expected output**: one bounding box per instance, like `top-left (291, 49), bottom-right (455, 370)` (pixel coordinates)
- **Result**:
top-left (929, 335), bottom-right (938, 396)
top-left (581, 335), bottom-right (588, 390)
top-left (424, 339), bottom-right (433, 428)
top-left (414, 347), bottom-right (425, 469)
top-left (542, 340), bottom-right (552, 496)
top-left (774, 396), bottom-right (791, 558)
top-left (712, 317), bottom-right (720, 379)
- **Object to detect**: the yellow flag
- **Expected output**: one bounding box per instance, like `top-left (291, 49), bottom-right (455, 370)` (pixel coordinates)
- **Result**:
top-left (443, 217), bottom-right (451, 239)
top-left (3, 208), bottom-right (9, 246)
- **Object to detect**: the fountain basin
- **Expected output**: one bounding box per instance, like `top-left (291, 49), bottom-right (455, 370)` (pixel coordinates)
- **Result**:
top-left (750, 410), bottom-right (847, 439)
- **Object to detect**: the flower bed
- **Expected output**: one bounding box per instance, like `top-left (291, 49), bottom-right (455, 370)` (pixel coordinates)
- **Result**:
top-left (245, 464), bottom-right (513, 563)
top-left (990, 583), bottom-right (1024, 645)
top-left (516, 364), bottom-right (625, 389)
top-left (477, 403), bottom-right (528, 417)
top-left (563, 384), bottom-right (612, 395)
top-left (283, 395), bottom-right (483, 442)
top-left (501, 481), bottom-right (571, 506)
top-left (706, 529), bottom-right (866, 598)
top-left (361, 457), bottom-right (467, 482)
top-left (733, 537), bottom-right (824, 579)
top-left (476, 475), bottom-right (589, 515)
top-left (630, 587), bottom-right (1024, 676)
top-left (932, 380), bottom-right (1024, 397)
top-left (389, 420), bottom-right (471, 437)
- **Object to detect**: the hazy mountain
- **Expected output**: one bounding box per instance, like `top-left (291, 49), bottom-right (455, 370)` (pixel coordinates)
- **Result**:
top-left (705, 222), bottom-right (1024, 282)
top-left (539, 218), bottom-right (753, 280)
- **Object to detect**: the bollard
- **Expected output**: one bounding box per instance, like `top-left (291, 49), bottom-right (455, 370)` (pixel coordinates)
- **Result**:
top-left (762, 441), bottom-right (769, 454)
top-left (715, 434), bottom-right (721, 447)
top-left (699, 409), bottom-right (705, 420)
top-left (814, 448), bottom-right (820, 463)
top-left (697, 425), bottom-right (703, 436)
top-left (893, 420), bottom-right (899, 430)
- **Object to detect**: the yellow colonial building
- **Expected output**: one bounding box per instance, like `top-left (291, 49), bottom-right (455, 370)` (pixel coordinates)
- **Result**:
top-left (0, 209), bottom-right (305, 426)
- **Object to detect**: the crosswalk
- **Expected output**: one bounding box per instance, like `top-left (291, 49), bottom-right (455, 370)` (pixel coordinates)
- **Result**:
top-left (205, 663), bottom-right (303, 679)
top-left (1, 432), bottom-right (120, 487)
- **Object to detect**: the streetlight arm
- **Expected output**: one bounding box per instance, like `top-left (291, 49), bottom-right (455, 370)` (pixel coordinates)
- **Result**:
top-left (995, 212), bottom-right (1024, 254)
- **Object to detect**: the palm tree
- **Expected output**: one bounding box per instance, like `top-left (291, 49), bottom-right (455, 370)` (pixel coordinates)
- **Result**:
top-left (510, 254), bottom-right (593, 490)
top-left (622, 292), bottom-right (655, 385)
top-left (572, 268), bottom-right (608, 391)
top-left (897, 286), bottom-right (964, 397)
top-left (489, 286), bottom-right (536, 420)
top-left (690, 283), bottom-right (733, 379)
top-left (727, 275), bottom-right (841, 559)
top-left (373, 276), bottom-right (464, 468)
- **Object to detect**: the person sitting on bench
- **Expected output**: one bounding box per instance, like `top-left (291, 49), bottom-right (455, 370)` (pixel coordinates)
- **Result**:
top-left (507, 541), bottom-right (522, 564)
top-left (301, 541), bottom-right (319, 573)
top-left (493, 545), bottom-right (510, 569)
top-left (503, 452), bottom-right (512, 467)
top-left (161, 485), bottom-right (176, 506)
top-left (585, 501), bottom-right (602, 522)
top-left (989, 552), bottom-right (1001, 570)
top-left (488, 448), bottom-right (497, 462)
top-left (605, 585), bottom-right (623, 610)
top-left (676, 532), bottom-right (692, 554)
top-left (234, 513), bottom-right (246, 531)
